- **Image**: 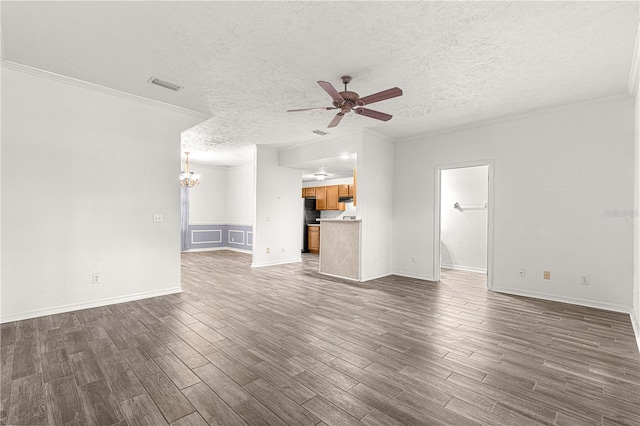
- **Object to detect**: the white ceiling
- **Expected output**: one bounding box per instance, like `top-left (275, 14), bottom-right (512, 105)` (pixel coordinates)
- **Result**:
top-left (2, 2), bottom-right (638, 169)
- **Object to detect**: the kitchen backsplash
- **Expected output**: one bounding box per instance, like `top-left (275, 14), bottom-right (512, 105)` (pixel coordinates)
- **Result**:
top-left (320, 201), bottom-right (357, 219)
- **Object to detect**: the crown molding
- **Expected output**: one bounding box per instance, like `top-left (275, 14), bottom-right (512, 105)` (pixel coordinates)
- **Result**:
top-left (396, 93), bottom-right (632, 144)
top-left (362, 127), bottom-right (395, 143)
top-left (1, 60), bottom-right (211, 121)
top-left (628, 23), bottom-right (640, 96)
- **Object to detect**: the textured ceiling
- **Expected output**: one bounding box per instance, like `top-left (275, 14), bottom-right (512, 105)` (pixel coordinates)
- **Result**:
top-left (2, 2), bottom-right (638, 168)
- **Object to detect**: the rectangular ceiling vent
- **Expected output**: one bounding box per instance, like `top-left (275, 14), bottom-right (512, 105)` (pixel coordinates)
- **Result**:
top-left (148, 77), bottom-right (183, 92)
top-left (312, 129), bottom-right (328, 136)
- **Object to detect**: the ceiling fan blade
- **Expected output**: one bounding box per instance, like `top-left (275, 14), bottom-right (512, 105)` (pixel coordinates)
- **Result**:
top-left (317, 81), bottom-right (345, 103)
top-left (328, 112), bottom-right (345, 128)
top-left (358, 87), bottom-right (403, 106)
top-left (354, 108), bottom-right (392, 122)
top-left (287, 107), bottom-right (336, 112)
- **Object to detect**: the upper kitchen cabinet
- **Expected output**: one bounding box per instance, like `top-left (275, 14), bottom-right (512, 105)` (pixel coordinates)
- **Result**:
top-left (326, 186), bottom-right (339, 210)
top-left (301, 184), bottom-right (347, 211)
top-left (315, 186), bottom-right (327, 210)
top-left (298, 157), bottom-right (356, 210)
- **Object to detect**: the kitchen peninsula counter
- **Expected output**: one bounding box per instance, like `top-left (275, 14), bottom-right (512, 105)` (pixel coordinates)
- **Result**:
top-left (318, 219), bottom-right (361, 281)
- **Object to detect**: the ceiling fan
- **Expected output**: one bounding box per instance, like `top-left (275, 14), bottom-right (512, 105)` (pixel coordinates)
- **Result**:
top-left (288, 76), bottom-right (402, 128)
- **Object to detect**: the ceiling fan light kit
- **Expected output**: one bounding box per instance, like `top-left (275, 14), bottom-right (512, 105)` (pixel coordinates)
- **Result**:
top-left (288, 75), bottom-right (402, 128)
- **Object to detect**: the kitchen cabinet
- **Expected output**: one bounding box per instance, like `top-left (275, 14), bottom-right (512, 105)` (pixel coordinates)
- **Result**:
top-left (315, 186), bottom-right (327, 210)
top-left (301, 177), bottom-right (353, 210)
top-left (308, 226), bottom-right (320, 254)
top-left (326, 185), bottom-right (339, 210)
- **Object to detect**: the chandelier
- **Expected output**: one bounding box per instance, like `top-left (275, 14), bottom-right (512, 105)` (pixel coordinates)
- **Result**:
top-left (180, 152), bottom-right (200, 188)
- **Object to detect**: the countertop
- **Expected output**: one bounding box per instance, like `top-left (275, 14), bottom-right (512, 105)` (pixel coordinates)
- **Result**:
top-left (307, 224), bottom-right (320, 227)
top-left (317, 219), bottom-right (361, 222)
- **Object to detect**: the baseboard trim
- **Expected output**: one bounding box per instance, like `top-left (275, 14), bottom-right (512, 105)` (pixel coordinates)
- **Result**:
top-left (441, 264), bottom-right (487, 274)
top-left (630, 308), bottom-right (640, 353)
top-left (360, 272), bottom-right (393, 282)
top-left (185, 247), bottom-right (252, 254)
top-left (392, 270), bottom-right (436, 282)
top-left (251, 257), bottom-right (302, 268)
top-left (0, 287), bottom-right (183, 324)
top-left (491, 286), bottom-right (630, 314)
top-left (224, 247), bottom-right (253, 254)
top-left (319, 272), bottom-right (361, 282)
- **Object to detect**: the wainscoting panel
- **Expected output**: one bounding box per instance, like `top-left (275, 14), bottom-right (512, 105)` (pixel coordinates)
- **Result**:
top-left (191, 229), bottom-right (222, 245)
top-left (186, 224), bottom-right (252, 251)
top-left (228, 229), bottom-right (245, 245)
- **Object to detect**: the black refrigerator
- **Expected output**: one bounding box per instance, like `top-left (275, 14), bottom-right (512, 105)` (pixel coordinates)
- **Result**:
top-left (302, 198), bottom-right (321, 253)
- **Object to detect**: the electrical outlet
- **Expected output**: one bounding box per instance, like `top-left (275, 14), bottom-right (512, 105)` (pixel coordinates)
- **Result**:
top-left (153, 214), bottom-right (163, 223)
top-left (581, 275), bottom-right (590, 285)
top-left (266, 248), bottom-right (270, 254)
top-left (543, 271), bottom-right (551, 280)
top-left (281, 248), bottom-right (285, 252)
top-left (412, 257), bottom-right (416, 264)
top-left (266, 216), bottom-right (271, 222)
top-left (519, 268), bottom-right (525, 278)
top-left (92, 273), bottom-right (101, 284)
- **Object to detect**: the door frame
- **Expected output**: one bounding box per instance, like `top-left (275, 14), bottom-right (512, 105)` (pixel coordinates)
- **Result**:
top-left (433, 160), bottom-right (495, 290)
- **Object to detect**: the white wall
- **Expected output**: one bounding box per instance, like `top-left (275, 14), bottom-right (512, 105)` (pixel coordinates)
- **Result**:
top-left (279, 131), bottom-right (362, 168)
top-left (440, 166), bottom-right (488, 273)
top-left (187, 162), bottom-right (254, 226)
top-left (226, 164), bottom-right (255, 225)
top-left (359, 130), bottom-right (395, 281)
top-left (394, 97), bottom-right (635, 312)
top-left (252, 146), bottom-right (302, 267)
top-left (1, 66), bottom-right (206, 322)
top-left (187, 163), bottom-right (227, 224)
top-left (633, 29), bottom-right (640, 339)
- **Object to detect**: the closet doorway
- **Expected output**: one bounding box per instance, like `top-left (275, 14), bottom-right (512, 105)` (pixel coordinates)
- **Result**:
top-left (434, 161), bottom-right (494, 289)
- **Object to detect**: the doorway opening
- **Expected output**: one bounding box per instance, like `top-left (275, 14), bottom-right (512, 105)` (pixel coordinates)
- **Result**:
top-left (434, 161), bottom-right (494, 289)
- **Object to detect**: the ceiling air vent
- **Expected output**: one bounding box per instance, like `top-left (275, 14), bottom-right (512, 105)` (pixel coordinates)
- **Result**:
top-left (312, 129), bottom-right (328, 136)
top-left (147, 77), bottom-right (183, 92)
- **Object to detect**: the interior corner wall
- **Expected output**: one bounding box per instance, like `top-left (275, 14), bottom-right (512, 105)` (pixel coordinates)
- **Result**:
top-left (252, 146), bottom-right (302, 267)
top-left (359, 130), bottom-right (395, 281)
top-left (187, 164), bottom-right (228, 224)
top-left (1, 67), bottom-right (205, 322)
top-left (393, 97), bottom-right (635, 312)
top-left (634, 53), bottom-right (640, 337)
top-left (440, 166), bottom-right (489, 273)
top-left (226, 163), bottom-right (255, 226)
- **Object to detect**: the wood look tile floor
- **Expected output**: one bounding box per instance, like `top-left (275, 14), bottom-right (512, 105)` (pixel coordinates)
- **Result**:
top-left (2, 251), bottom-right (640, 426)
